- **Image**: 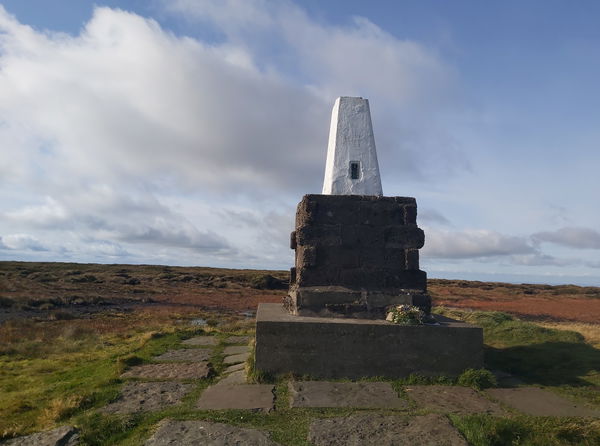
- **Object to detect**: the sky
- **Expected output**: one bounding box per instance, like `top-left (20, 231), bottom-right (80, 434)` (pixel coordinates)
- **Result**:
top-left (0, 0), bottom-right (599, 285)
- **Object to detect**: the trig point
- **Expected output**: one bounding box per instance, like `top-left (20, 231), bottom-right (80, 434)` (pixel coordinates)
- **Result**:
top-left (254, 97), bottom-right (483, 379)
top-left (322, 97), bottom-right (383, 196)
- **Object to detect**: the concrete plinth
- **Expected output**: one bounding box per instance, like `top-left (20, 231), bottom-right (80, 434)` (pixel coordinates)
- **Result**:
top-left (254, 303), bottom-right (483, 379)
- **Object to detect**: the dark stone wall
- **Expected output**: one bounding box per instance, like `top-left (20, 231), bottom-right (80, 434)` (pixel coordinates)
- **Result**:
top-left (287, 194), bottom-right (431, 317)
top-left (291, 195), bottom-right (426, 288)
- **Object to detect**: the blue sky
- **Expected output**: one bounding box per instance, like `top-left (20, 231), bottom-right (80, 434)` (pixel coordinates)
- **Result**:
top-left (0, 0), bottom-right (599, 285)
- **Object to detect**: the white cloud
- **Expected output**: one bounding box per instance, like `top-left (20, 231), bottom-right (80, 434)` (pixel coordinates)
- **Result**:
top-left (532, 227), bottom-right (600, 250)
top-left (0, 3), bottom-right (459, 267)
top-left (418, 208), bottom-right (451, 226)
top-left (1, 234), bottom-right (48, 251)
top-left (422, 228), bottom-right (534, 259)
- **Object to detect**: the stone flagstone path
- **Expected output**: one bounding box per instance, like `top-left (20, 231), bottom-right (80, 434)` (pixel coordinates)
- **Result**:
top-left (487, 387), bottom-right (600, 417)
top-left (6, 331), bottom-right (600, 445)
top-left (144, 420), bottom-right (281, 446)
top-left (103, 382), bottom-right (193, 414)
top-left (404, 385), bottom-right (506, 415)
top-left (289, 381), bottom-right (408, 409)
top-left (308, 413), bottom-right (468, 446)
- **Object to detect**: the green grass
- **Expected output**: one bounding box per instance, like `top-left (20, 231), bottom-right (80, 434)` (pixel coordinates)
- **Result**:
top-left (435, 308), bottom-right (600, 392)
top-left (1, 307), bottom-right (600, 445)
top-left (450, 414), bottom-right (600, 446)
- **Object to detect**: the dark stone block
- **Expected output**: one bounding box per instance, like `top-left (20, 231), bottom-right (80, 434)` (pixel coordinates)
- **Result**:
top-left (405, 206), bottom-right (417, 225)
top-left (340, 225), bottom-right (360, 246)
top-left (290, 267), bottom-right (296, 284)
top-left (297, 266), bottom-right (340, 287)
top-left (406, 249), bottom-right (419, 270)
top-left (290, 231), bottom-right (297, 249)
top-left (384, 248), bottom-right (406, 269)
top-left (384, 226), bottom-right (424, 249)
top-left (383, 269), bottom-right (427, 290)
top-left (296, 224), bottom-right (342, 246)
top-left (297, 246), bottom-right (317, 268)
top-left (356, 225), bottom-right (385, 246)
top-left (317, 246), bottom-right (360, 268)
top-left (359, 200), bottom-right (405, 226)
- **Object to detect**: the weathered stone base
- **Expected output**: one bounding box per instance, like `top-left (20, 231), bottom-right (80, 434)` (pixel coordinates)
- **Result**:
top-left (255, 303), bottom-right (483, 379)
top-left (285, 285), bottom-right (431, 318)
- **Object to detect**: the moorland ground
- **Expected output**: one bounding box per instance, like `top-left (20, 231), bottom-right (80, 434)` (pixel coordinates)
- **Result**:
top-left (1, 261), bottom-right (599, 445)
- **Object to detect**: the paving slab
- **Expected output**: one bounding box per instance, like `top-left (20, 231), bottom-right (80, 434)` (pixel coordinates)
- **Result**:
top-left (182, 336), bottom-right (219, 346)
top-left (154, 348), bottom-right (212, 362)
top-left (2, 426), bottom-right (79, 446)
top-left (223, 345), bottom-right (250, 355)
top-left (309, 413), bottom-right (467, 446)
top-left (144, 419), bottom-right (281, 446)
top-left (224, 362), bottom-right (246, 374)
top-left (215, 370), bottom-right (247, 386)
top-left (289, 381), bottom-right (407, 409)
top-left (225, 335), bottom-right (251, 344)
top-left (404, 385), bottom-right (505, 415)
top-left (121, 362), bottom-right (211, 380)
top-left (223, 351), bottom-right (250, 365)
top-left (103, 382), bottom-right (192, 414)
top-left (487, 387), bottom-right (600, 417)
top-left (196, 384), bottom-right (274, 411)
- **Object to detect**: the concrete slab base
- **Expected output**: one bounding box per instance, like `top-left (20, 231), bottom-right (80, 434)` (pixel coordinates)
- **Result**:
top-left (255, 303), bottom-right (483, 379)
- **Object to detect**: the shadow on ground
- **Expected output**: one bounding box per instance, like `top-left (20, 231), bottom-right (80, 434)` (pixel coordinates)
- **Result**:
top-left (486, 341), bottom-right (600, 386)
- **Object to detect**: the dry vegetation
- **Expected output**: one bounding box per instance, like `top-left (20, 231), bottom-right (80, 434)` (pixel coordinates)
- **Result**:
top-left (429, 279), bottom-right (600, 323)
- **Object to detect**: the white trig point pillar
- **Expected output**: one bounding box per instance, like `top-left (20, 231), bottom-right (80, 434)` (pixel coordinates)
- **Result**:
top-left (322, 96), bottom-right (383, 196)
